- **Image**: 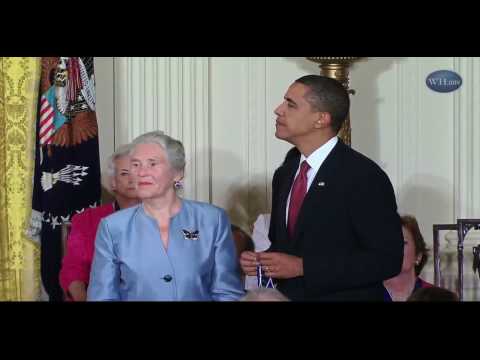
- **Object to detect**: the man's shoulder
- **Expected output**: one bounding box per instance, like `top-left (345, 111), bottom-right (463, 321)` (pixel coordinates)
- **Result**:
top-left (273, 147), bottom-right (300, 176)
top-left (341, 144), bottom-right (387, 177)
top-left (283, 147), bottom-right (300, 165)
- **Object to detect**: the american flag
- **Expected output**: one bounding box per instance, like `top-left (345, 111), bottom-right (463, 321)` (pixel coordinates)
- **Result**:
top-left (30, 57), bottom-right (101, 302)
top-left (39, 95), bottom-right (55, 145)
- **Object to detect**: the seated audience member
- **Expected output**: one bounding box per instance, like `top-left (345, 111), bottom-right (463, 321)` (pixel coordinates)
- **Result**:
top-left (383, 215), bottom-right (433, 301)
top-left (231, 224), bottom-right (254, 287)
top-left (407, 286), bottom-right (459, 302)
top-left (473, 245), bottom-right (480, 279)
top-left (87, 131), bottom-right (245, 301)
top-left (231, 224), bottom-right (254, 259)
top-left (251, 213), bottom-right (272, 252)
top-left (244, 214), bottom-right (272, 290)
top-left (59, 144), bottom-right (140, 301)
top-left (240, 288), bottom-right (290, 301)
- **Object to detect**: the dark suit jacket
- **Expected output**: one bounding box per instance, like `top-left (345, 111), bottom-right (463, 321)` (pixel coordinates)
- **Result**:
top-left (269, 139), bottom-right (404, 301)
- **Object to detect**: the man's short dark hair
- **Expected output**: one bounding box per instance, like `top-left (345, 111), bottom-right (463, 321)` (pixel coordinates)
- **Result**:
top-left (408, 287), bottom-right (459, 302)
top-left (295, 75), bottom-right (350, 134)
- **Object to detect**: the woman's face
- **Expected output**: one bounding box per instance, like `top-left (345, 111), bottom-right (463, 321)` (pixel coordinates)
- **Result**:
top-left (129, 143), bottom-right (182, 200)
top-left (111, 155), bottom-right (138, 200)
top-left (401, 226), bottom-right (422, 274)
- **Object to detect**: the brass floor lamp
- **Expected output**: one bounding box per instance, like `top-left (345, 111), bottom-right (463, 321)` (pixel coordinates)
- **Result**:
top-left (306, 57), bottom-right (363, 146)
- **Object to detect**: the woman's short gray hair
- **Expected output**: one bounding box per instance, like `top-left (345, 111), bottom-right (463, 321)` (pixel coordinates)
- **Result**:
top-left (240, 288), bottom-right (290, 301)
top-left (131, 130), bottom-right (186, 172)
top-left (101, 143), bottom-right (134, 193)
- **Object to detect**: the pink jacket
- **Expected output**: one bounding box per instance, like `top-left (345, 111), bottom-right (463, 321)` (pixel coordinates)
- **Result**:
top-left (59, 203), bottom-right (115, 299)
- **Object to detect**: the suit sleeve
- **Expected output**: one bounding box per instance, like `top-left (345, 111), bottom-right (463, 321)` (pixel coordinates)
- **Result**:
top-left (268, 170), bottom-right (280, 251)
top-left (86, 219), bottom-right (121, 301)
top-left (269, 147), bottom-right (299, 251)
top-left (303, 166), bottom-right (404, 293)
top-left (210, 209), bottom-right (245, 301)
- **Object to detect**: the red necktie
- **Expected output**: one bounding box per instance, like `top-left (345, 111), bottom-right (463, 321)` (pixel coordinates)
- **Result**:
top-left (287, 160), bottom-right (310, 238)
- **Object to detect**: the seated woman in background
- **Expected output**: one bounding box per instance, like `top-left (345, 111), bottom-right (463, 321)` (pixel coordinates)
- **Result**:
top-left (87, 131), bottom-right (244, 301)
top-left (240, 288), bottom-right (290, 301)
top-left (244, 213), bottom-right (272, 290)
top-left (383, 215), bottom-right (433, 301)
top-left (231, 224), bottom-right (254, 260)
top-left (59, 144), bottom-right (140, 301)
top-left (231, 224), bottom-right (254, 288)
top-left (408, 286), bottom-right (459, 301)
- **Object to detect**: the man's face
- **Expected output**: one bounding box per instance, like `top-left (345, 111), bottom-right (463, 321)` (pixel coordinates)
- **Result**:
top-left (274, 82), bottom-right (321, 145)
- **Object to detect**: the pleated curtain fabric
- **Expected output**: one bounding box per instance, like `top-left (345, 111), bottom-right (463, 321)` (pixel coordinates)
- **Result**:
top-left (0, 57), bottom-right (42, 300)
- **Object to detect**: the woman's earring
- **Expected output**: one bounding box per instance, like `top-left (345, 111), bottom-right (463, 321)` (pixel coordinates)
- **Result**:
top-left (174, 180), bottom-right (183, 189)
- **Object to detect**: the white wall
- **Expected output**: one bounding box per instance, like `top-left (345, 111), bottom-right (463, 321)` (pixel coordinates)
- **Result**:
top-left (96, 57), bottom-right (480, 299)
top-left (209, 57), bottom-right (320, 231)
top-left (351, 57), bottom-right (480, 299)
top-left (94, 57), bottom-right (115, 169)
top-left (352, 58), bottom-right (453, 228)
top-left (112, 57), bottom-right (210, 203)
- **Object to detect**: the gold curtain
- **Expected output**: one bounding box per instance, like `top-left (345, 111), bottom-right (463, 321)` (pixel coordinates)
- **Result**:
top-left (0, 57), bottom-right (41, 301)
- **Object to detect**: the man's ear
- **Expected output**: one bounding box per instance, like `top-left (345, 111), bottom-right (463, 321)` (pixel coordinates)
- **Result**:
top-left (313, 112), bottom-right (331, 129)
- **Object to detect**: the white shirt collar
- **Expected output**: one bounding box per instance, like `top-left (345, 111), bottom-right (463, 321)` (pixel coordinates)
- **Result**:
top-left (285, 136), bottom-right (339, 224)
top-left (300, 136), bottom-right (338, 177)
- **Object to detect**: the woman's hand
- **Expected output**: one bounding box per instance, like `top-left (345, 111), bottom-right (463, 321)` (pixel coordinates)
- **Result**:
top-left (68, 281), bottom-right (87, 301)
top-left (240, 251), bottom-right (259, 276)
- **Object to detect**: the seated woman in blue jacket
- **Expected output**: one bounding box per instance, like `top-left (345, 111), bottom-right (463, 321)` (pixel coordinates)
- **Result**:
top-left (87, 131), bottom-right (244, 301)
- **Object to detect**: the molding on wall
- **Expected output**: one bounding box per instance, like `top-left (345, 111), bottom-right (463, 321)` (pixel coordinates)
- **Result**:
top-left (453, 57), bottom-right (480, 219)
top-left (113, 57), bottom-right (211, 201)
top-left (395, 59), bottom-right (404, 195)
top-left (110, 56), bottom-right (479, 224)
top-left (395, 58), bottom-right (421, 201)
top-left (246, 57), bottom-right (269, 223)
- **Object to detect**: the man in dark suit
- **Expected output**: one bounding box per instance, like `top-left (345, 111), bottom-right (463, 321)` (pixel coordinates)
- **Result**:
top-left (240, 75), bottom-right (404, 301)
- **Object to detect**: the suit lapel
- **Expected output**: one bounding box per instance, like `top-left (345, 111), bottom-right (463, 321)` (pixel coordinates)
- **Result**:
top-left (276, 149), bottom-right (301, 243)
top-left (292, 140), bottom-right (346, 241)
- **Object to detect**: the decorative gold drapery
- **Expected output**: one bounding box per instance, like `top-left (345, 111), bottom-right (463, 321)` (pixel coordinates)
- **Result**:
top-left (0, 57), bottom-right (41, 300)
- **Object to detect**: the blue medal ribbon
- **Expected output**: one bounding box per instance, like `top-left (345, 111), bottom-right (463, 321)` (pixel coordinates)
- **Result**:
top-left (256, 265), bottom-right (277, 288)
